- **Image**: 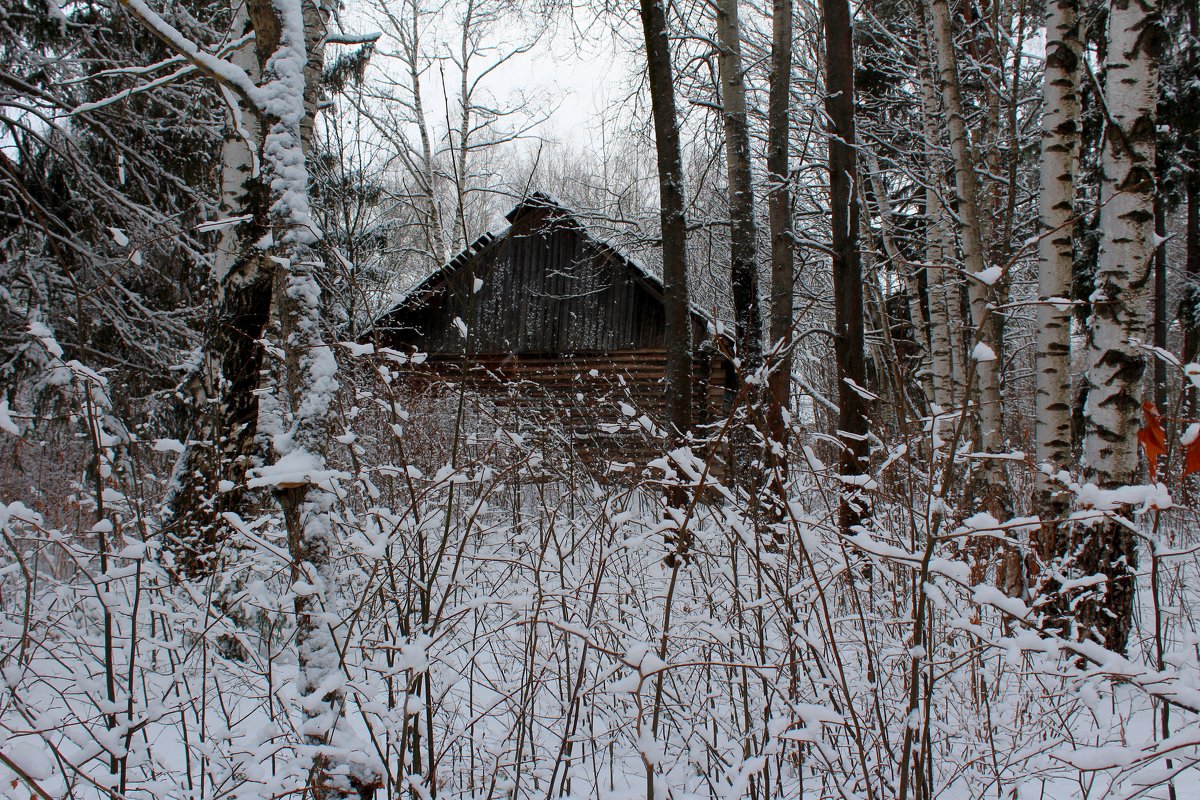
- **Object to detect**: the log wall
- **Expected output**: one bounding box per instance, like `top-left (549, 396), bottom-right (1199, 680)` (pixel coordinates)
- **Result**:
top-left (398, 350), bottom-right (733, 469)
top-left (373, 195), bottom-right (736, 467)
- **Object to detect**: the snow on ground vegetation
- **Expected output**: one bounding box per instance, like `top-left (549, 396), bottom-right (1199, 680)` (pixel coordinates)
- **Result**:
top-left (1, 332), bottom-right (1198, 800)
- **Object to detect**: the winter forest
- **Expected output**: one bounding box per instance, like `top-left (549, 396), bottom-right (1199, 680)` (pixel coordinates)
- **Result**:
top-left (3, 0), bottom-right (1200, 795)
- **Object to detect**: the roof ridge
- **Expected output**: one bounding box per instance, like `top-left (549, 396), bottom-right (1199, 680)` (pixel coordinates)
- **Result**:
top-left (372, 196), bottom-right (726, 334)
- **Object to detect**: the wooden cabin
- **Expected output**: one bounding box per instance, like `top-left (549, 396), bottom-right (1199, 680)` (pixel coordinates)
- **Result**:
top-left (372, 192), bottom-right (735, 466)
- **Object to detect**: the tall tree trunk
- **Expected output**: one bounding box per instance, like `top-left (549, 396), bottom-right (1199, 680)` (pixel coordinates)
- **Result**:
top-left (1033, 0), bottom-right (1080, 586)
top-left (246, 0), bottom-right (381, 795)
top-left (715, 0), bottom-right (763, 376)
top-left (165, 3), bottom-right (270, 576)
top-left (916, 29), bottom-right (962, 411)
top-left (640, 0), bottom-right (692, 438)
top-left (1185, 0), bottom-right (1199, 379)
top-left (973, 0), bottom-right (1007, 285)
top-left (123, 0), bottom-right (379, 792)
top-left (1153, 194), bottom-right (1168, 407)
top-left (924, 188), bottom-right (960, 412)
top-left (927, 0), bottom-right (1008, 515)
top-left (451, 0), bottom-right (478, 250)
top-left (823, 0), bottom-right (870, 533)
top-left (1185, 172), bottom-right (1200, 377)
top-left (766, 0), bottom-right (794, 491)
top-left (989, 0), bottom-right (1030, 388)
top-left (1077, 0), bottom-right (1161, 653)
top-left (369, 0), bottom-right (450, 268)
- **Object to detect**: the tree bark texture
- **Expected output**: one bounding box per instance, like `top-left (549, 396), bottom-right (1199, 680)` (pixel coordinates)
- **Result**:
top-left (1078, 0), bottom-right (1161, 653)
top-left (124, 0), bottom-right (381, 790)
top-left (270, 0), bottom-right (381, 793)
top-left (640, 0), bottom-right (693, 437)
top-left (165, 4), bottom-right (271, 576)
top-left (927, 0), bottom-right (1008, 512)
top-left (1186, 172), bottom-right (1200, 374)
top-left (916, 31), bottom-right (962, 412)
top-left (1033, 0), bottom-right (1080, 573)
top-left (1184, 0), bottom-right (1200, 384)
top-left (715, 0), bottom-right (763, 377)
top-left (823, 0), bottom-right (870, 533)
top-left (766, 0), bottom-right (794, 485)
top-left (1185, 0), bottom-right (1199, 387)
top-left (1153, 195), bottom-right (1167, 408)
top-left (452, 0), bottom-right (477, 251)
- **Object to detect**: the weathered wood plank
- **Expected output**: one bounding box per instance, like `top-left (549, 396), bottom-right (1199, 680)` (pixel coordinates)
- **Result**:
top-left (373, 194), bottom-right (737, 457)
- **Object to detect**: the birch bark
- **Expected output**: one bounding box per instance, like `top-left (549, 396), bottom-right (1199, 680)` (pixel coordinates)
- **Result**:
top-left (165, 4), bottom-right (273, 575)
top-left (1033, 0), bottom-right (1080, 565)
top-left (451, 0), bottom-right (477, 250)
top-left (124, 0), bottom-right (382, 789)
top-left (1078, 0), bottom-right (1161, 652)
top-left (388, 0), bottom-right (445, 268)
top-left (927, 0), bottom-right (1008, 511)
top-left (916, 33), bottom-right (961, 412)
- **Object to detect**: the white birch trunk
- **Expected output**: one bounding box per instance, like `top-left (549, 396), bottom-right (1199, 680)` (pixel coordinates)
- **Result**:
top-left (1033, 0), bottom-right (1079, 538)
top-left (121, 0), bottom-right (380, 788)
top-left (925, 186), bottom-right (960, 412)
top-left (378, 0), bottom-right (445, 268)
top-left (927, 0), bottom-right (1007, 508)
top-left (214, 4), bottom-right (260, 285)
top-left (451, 0), bottom-right (477, 250)
top-left (918, 20), bottom-right (962, 413)
top-left (1082, 2), bottom-right (1158, 489)
top-left (405, 0), bottom-right (445, 268)
top-left (165, 2), bottom-right (269, 573)
top-left (1077, 0), bottom-right (1160, 652)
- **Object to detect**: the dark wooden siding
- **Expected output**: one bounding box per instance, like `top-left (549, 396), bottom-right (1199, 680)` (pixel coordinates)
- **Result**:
top-left (373, 197), bottom-right (735, 458)
top-left (377, 206), bottom-right (708, 355)
top-left (399, 350), bottom-right (733, 467)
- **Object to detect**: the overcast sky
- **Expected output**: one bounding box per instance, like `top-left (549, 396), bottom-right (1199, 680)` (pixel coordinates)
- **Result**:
top-left (339, 1), bottom-right (641, 154)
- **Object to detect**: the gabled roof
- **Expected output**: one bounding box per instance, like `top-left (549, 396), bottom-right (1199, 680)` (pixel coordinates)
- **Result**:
top-left (374, 192), bottom-right (722, 333)
top-left (504, 190), bottom-right (577, 225)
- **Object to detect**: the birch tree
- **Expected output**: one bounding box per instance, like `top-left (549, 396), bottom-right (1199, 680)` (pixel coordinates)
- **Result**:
top-left (926, 0), bottom-right (1008, 513)
top-left (1033, 0), bottom-right (1080, 578)
top-left (366, 0), bottom-right (448, 270)
top-left (1077, 0), bottom-right (1162, 653)
top-left (165, 3), bottom-right (269, 574)
top-left (122, 0), bottom-right (382, 792)
top-left (916, 13), bottom-right (964, 412)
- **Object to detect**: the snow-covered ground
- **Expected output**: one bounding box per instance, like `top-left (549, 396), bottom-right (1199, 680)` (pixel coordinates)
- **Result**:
top-left (3, 362), bottom-right (1198, 800)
